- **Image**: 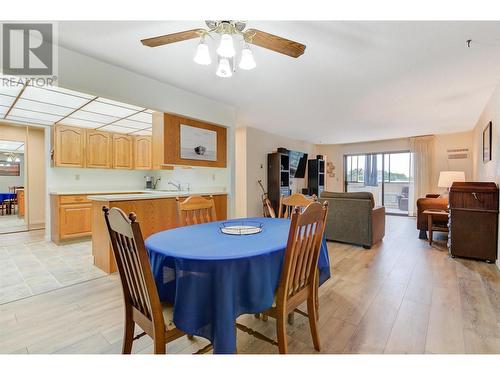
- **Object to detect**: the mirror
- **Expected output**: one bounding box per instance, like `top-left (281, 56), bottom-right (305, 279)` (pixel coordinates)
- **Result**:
top-left (0, 140), bottom-right (26, 234)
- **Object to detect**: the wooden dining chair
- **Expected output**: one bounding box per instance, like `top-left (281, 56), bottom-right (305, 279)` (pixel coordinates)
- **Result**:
top-left (240, 201), bottom-right (329, 354)
top-left (278, 193), bottom-right (317, 218)
top-left (5, 186), bottom-right (17, 215)
top-left (176, 195), bottom-right (217, 226)
top-left (102, 206), bottom-right (211, 354)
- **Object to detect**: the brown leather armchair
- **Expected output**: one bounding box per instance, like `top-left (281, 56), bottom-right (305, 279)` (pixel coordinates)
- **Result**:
top-left (416, 194), bottom-right (448, 239)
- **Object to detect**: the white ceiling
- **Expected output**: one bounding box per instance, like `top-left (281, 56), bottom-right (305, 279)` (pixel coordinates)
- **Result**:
top-left (0, 78), bottom-right (153, 135)
top-left (56, 21), bottom-right (500, 144)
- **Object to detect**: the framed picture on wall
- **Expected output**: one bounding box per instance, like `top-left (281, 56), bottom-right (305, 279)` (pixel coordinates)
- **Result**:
top-left (483, 121), bottom-right (492, 163)
top-left (180, 124), bottom-right (217, 161)
top-left (0, 163), bottom-right (20, 176)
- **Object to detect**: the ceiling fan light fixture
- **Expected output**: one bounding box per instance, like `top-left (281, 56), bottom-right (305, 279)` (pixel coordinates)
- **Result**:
top-left (239, 46), bottom-right (256, 70)
top-left (6, 155), bottom-right (13, 162)
top-left (216, 33), bottom-right (235, 58)
top-left (14, 156), bottom-right (20, 163)
top-left (216, 58), bottom-right (232, 78)
top-left (193, 39), bottom-right (211, 65)
top-left (142, 21), bottom-right (306, 78)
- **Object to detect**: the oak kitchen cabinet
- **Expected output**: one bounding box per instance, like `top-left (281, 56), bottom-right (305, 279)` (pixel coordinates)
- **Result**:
top-left (53, 124), bottom-right (153, 170)
top-left (52, 125), bottom-right (86, 167)
top-left (51, 194), bottom-right (92, 244)
top-left (51, 192), bottom-right (142, 243)
top-left (133, 136), bottom-right (152, 169)
top-left (113, 133), bottom-right (133, 169)
top-left (86, 129), bottom-right (113, 168)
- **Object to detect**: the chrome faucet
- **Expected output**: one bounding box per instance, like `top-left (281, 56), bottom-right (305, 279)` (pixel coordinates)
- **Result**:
top-left (168, 181), bottom-right (182, 191)
top-left (152, 177), bottom-right (161, 190)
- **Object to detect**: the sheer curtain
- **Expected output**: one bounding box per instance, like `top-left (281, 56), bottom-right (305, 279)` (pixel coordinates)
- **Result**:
top-left (408, 135), bottom-right (434, 216)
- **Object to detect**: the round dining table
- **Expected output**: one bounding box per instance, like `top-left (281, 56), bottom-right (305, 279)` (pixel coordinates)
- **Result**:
top-left (145, 217), bottom-right (331, 354)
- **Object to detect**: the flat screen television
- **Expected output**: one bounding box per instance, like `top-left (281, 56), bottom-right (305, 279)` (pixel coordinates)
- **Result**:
top-left (289, 150), bottom-right (308, 178)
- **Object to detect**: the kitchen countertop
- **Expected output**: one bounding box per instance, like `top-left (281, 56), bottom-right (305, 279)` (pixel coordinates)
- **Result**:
top-left (87, 190), bottom-right (228, 202)
top-left (50, 189), bottom-right (145, 195)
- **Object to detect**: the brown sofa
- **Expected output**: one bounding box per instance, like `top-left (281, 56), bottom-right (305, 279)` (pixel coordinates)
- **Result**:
top-left (319, 191), bottom-right (385, 249)
top-left (416, 194), bottom-right (448, 239)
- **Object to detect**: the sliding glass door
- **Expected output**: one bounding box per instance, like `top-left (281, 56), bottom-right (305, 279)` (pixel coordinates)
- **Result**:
top-left (344, 151), bottom-right (410, 215)
top-left (345, 154), bottom-right (383, 207)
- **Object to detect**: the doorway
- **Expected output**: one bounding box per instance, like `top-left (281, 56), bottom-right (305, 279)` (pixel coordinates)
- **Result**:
top-left (0, 124), bottom-right (46, 234)
top-left (344, 151), bottom-right (411, 215)
top-left (0, 140), bottom-right (27, 234)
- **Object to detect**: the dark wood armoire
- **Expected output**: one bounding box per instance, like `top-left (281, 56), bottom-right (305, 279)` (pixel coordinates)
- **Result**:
top-left (449, 182), bottom-right (499, 263)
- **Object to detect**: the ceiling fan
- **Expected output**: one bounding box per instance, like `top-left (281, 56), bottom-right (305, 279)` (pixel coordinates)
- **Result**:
top-left (141, 21), bottom-right (306, 78)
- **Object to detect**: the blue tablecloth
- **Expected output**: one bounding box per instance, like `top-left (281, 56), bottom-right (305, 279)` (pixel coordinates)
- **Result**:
top-left (145, 217), bottom-right (331, 354)
top-left (0, 193), bottom-right (16, 202)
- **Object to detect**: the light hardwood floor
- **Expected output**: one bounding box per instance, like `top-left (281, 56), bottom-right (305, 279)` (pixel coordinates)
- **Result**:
top-left (0, 216), bottom-right (499, 354)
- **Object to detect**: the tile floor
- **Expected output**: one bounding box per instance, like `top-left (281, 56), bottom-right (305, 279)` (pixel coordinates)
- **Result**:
top-left (0, 236), bottom-right (106, 304)
top-left (0, 215), bottom-right (28, 234)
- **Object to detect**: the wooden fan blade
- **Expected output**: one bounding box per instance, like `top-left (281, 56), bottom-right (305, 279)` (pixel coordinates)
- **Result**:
top-left (245, 29), bottom-right (306, 58)
top-left (141, 29), bottom-right (204, 47)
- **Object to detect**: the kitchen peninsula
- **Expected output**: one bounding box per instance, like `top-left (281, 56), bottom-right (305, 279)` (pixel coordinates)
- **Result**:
top-left (88, 191), bottom-right (228, 273)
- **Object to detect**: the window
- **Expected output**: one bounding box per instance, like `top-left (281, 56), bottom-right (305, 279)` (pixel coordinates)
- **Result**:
top-left (384, 153), bottom-right (410, 182)
top-left (345, 155), bottom-right (365, 183)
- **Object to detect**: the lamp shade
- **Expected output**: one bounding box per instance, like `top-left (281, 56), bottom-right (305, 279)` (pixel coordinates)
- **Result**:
top-left (193, 41), bottom-right (211, 65)
top-left (239, 47), bottom-right (256, 70)
top-left (216, 34), bottom-right (235, 58)
top-left (216, 58), bottom-right (232, 78)
top-left (438, 171), bottom-right (465, 188)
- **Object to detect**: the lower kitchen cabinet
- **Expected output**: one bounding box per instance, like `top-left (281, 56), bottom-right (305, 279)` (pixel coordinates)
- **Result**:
top-left (51, 194), bottom-right (92, 244)
top-left (59, 204), bottom-right (92, 239)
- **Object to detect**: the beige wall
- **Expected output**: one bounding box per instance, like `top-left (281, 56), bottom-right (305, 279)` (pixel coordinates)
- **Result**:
top-left (433, 131), bottom-right (474, 193)
top-left (235, 126), bottom-right (316, 218)
top-left (26, 127), bottom-right (46, 227)
top-left (316, 138), bottom-right (409, 192)
top-left (472, 83), bottom-right (500, 183)
top-left (235, 127), bottom-right (247, 218)
top-left (471, 82), bottom-right (500, 268)
top-left (0, 124), bottom-right (26, 142)
top-left (316, 132), bottom-right (473, 195)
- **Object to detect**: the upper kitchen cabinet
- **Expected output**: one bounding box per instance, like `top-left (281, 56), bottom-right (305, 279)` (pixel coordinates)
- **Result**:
top-left (86, 129), bottom-right (113, 169)
top-left (53, 124), bottom-right (153, 170)
top-left (133, 135), bottom-right (152, 170)
top-left (152, 112), bottom-right (227, 169)
top-left (113, 134), bottom-right (134, 169)
top-left (52, 125), bottom-right (86, 168)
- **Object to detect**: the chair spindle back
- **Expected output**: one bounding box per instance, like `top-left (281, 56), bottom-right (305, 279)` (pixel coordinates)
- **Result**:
top-left (103, 207), bottom-right (165, 330)
top-left (279, 193), bottom-right (317, 218)
top-left (278, 201), bottom-right (328, 301)
top-left (176, 195), bottom-right (217, 226)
